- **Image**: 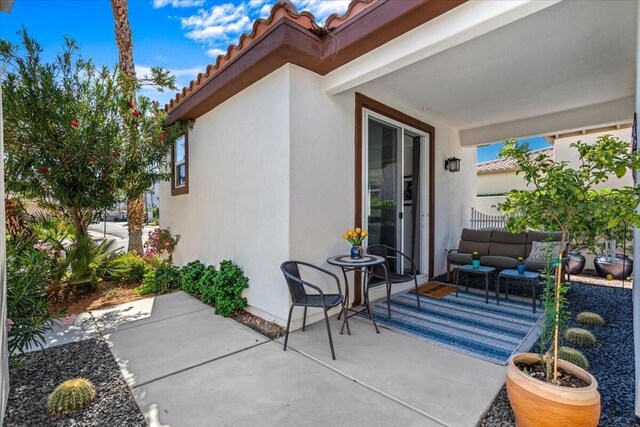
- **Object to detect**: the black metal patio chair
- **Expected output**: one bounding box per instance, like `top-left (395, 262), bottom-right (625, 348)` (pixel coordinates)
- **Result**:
top-left (280, 261), bottom-right (344, 360)
top-left (366, 244), bottom-right (421, 318)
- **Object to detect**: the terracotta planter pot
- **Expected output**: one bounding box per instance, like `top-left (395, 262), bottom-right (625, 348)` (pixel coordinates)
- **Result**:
top-left (506, 353), bottom-right (600, 427)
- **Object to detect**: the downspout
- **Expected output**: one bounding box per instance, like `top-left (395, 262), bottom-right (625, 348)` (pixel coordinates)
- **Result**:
top-left (634, 2), bottom-right (640, 416)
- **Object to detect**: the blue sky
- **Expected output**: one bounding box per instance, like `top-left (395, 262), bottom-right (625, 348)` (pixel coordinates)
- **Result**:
top-left (477, 136), bottom-right (551, 163)
top-left (1, 1), bottom-right (549, 163)
top-left (0, 0), bottom-right (350, 105)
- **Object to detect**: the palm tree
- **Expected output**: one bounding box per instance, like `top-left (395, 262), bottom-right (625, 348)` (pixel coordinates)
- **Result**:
top-left (110, 0), bottom-right (145, 254)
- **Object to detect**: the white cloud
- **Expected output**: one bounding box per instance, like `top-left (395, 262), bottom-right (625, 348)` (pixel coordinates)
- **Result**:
top-left (181, 3), bottom-right (253, 42)
top-left (136, 64), bottom-right (205, 105)
top-left (153, 0), bottom-right (205, 8)
top-left (206, 48), bottom-right (227, 58)
top-left (259, 4), bottom-right (271, 17)
top-left (173, 0), bottom-right (351, 60)
top-left (291, 0), bottom-right (350, 23)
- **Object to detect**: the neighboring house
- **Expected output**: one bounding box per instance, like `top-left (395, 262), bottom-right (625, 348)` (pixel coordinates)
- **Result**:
top-left (476, 126), bottom-right (633, 216)
top-left (476, 147), bottom-right (552, 215)
top-left (159, 0), bottom-right (637, 330)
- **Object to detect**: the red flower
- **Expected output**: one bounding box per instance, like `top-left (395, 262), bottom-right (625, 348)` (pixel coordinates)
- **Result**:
top-left (131, 110), bottom-right (141, 117)
top-left (40, 166), bottom-right (49, 174)
top-left (88, 156), bottom-right (96, 164)
top-left (127, 101), bottom-right (134, 108)
top-left (100, 172), bottom-right (107, 179)
top-left (70, 119), bottom-right (79, 128)
top-left (158, 133), bottom-right (164, 141)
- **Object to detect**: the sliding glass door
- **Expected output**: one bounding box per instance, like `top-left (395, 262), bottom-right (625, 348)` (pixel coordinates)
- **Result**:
top-left (364, 111), bottom-right (427, 274)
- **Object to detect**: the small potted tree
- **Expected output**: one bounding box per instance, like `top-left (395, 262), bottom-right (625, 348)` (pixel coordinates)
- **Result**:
top-left (497, 135), bottom-right (640, 426)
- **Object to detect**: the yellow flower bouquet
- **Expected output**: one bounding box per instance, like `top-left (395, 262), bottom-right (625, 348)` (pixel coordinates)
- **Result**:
top-left (343, 227), bottom-right (368, 246)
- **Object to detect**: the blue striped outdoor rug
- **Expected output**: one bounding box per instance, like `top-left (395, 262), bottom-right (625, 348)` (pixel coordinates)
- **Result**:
top-left (359, 291), bottom-right (542, 365)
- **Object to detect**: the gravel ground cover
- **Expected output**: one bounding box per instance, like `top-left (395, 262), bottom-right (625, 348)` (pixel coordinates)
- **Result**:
top-left (479, 283), bottom-right (639, 426)
top-left (4, 338), bottom-right (145, 427)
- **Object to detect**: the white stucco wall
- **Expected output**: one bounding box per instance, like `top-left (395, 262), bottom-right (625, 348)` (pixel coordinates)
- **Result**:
top-left (476, 196), bottom-right (507, 217)
top-left (554, 127), bottom-right (633, 189)
top-left (159, 67), bottom-right (291, 323)
top-left (161, 64), bottom-right (477, 327)
top-left (477, 171), bottom-right (528, 195)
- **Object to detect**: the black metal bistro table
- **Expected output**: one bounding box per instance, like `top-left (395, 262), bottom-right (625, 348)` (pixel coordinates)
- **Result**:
top-left (327, 254), bottom-right (385, 335)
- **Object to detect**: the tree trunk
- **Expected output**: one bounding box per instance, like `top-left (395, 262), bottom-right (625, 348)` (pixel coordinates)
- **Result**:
top-left (111, 0), bottom-right (144, 254)
top-left (127, 194), bottom-right (144, 254)
top-left (111, 0), bottom-right (135, 78)
top-left (70, 206), bottom-right (87, 238)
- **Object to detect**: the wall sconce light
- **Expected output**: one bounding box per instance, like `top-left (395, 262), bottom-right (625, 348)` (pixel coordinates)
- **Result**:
top-left (445, 157), bottom-right (461, 173)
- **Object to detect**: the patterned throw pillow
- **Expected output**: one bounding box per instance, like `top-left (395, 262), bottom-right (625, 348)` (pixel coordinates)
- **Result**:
top-left (527, 241), bottom-right (561, 261)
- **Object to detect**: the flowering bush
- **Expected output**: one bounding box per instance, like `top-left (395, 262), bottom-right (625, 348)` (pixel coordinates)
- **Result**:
top-left (144, 228), bottom-right (180, 261)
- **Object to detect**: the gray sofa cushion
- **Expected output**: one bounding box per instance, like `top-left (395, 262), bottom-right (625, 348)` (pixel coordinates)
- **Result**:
top-left (447, 252), bottom-right (472, 266)
top-left (460, 228), bottom-right (492, 243)
top-left (480, 256), bottom-right (518, 270)
top-left (524, 259), bottom-right (551, 273)
top-left (459, 241), bottom-right (490, 256)
top-left (492, 230), bottom-right (527, 244)
top-left (489, 242), bottom-right (526, 259)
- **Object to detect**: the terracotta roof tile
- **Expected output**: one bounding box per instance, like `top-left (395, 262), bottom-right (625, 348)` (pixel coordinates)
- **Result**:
top-left (166, 0), bottom-right (379, 114)
top-left (477, 147), bottom-right (553, 174)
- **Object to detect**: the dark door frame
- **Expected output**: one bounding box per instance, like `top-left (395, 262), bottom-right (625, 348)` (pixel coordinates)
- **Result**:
top-left (354, 93), bottom-right (435, 304)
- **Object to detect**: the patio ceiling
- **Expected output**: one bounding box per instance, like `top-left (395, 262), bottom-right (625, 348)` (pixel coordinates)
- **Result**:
top-left (353, 0), bottom-right (637, 146)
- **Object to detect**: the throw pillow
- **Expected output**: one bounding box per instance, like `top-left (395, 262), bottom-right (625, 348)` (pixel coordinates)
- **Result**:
top-left (527, 241), bottom-right (561, 262)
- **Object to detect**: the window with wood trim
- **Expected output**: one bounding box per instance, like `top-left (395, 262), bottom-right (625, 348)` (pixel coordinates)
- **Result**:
top-left (171, 133), bottom-right (188, 195)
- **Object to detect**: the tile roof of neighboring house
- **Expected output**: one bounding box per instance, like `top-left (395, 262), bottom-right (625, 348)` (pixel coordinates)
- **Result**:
top-left (477, 147), bottom-right (553, 174)
top-left (165, 0), bottom-right (465, 124)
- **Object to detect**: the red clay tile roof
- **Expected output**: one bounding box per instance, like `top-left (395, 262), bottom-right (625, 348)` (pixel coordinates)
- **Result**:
top-left (166, 0), bottom-right (379, 114)
top-left (477, 147), bottom-right (553, 174)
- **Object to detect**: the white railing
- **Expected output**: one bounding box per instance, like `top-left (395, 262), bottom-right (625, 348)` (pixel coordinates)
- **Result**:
top-left (470, 207), bottom-right (506, 231)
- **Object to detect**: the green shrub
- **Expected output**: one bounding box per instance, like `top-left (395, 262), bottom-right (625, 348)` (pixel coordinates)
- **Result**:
top-left (46, 378), bottom-right (96, 416)
top-left (110, 252), bottom-right (151, 284)
top-left (199, 265), bottom-right (218, 305)
top-left (558, 346), bottom-right (590, 371)
top-left (576, 312), bottom-right (606, 327)
top-left (179, 261), bottom-right (206, 294)
top-left (136, 262), bottom-right (180, 295)
top-left (565, 328), bottom-right (597, 347)
top-left (211, 260), bottom-right (248, 317)
top-left (51, 236), bottom-right (121, 293)
top-left (6, 234), bottom-right (58, 354)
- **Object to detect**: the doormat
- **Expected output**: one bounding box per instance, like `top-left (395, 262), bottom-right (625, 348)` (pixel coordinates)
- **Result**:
top-left (412, 281), bottom-right (456, 299)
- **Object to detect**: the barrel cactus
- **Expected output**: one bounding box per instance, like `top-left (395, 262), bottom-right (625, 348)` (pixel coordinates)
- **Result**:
top-left (46, 378), bottom-right (96, 416)
top-left (576, 311), bottom-right (606, 327)
top-left (558, 346), bottom-right (590, 370)
top-left (564, 328), bottom-right (597, 347)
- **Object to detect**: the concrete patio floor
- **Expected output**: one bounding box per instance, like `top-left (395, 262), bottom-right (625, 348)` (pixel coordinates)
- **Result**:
top-left (36, 291), bottom-right (507, 426)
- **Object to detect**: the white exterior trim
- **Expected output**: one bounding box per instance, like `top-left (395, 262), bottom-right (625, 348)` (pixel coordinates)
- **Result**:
top-left (322, 0), bottom-right (560, 96)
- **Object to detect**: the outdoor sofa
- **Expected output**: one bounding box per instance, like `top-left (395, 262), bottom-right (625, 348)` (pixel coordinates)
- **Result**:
top-left (447, 228), bottom-right (563, 281)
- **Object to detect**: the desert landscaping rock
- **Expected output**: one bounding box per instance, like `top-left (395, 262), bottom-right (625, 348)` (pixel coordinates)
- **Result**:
top-left (4, 338), bottom-right (145, 426)
top-left (480, 282), bottom-right (639, 427)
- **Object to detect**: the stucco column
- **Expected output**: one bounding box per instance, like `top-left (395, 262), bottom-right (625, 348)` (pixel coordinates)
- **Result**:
top-left (635, 2), bottom-right (640, 416)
